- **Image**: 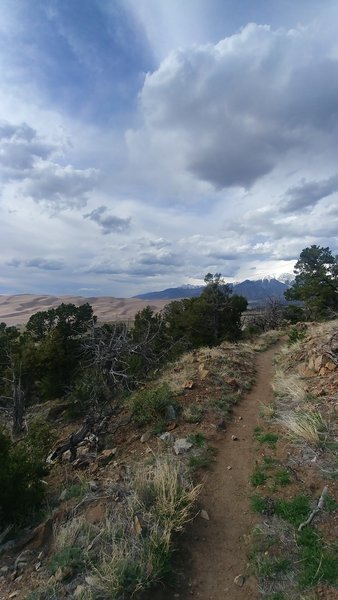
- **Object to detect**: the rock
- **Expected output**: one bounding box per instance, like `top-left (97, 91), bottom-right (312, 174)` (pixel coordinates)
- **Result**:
top-left (74, 585), bottom-right (86, 598)
top-left (97, 448), bottom-right (117, 465)
top-left (325, 360), bottom-right (337, 371)
top-left (160, 432), bottom-right (175, 443)
top-left (89, 480), bottom-right (98, 491)
top-left (59, 489), bottom-right (68, 502)
top-left (165, 404), bottom-right (177, 422)
top-left (14, 550), bottom-right (31, 572)
top-left (314, 355), bottom-right (324, 372)
top-left (200, 509), bottom-right (210, 521)
top-left (53, 565), bottom-right (73, 583)
top-left (225, 378), bottom-right (238, 388)
top-left (9, 592), bottom-right (18, 598)
top-left (234, 574), bottom-right (245, 587)
top-left (308, 356), bottom-right (315, 370)
top-left (183, 380), bottom-right (194, 389)
top-left (133, 515), bottom-right (143, 536)
top-left (140, 431), bottom-right (152, 443)
top-left (231, 435), bottom-right (239, 441)
top-left (72, 456), bottom-right (91, 469)
top-left (174, 438), bottom-right (193, 454)
top-left (227, 466), bottom-right (232, 470)
top-left (198, 363), bottom-right (210, 380)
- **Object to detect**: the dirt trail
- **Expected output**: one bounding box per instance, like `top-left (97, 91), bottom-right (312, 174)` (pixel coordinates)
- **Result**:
top-left (154, 344), bottom-right (278, 600)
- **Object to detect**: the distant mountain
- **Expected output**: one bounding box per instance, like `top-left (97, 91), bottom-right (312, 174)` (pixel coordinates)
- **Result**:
top-left (232, 278), bottom-right (289, 302)
top-left (134, 278), bottom-right (291, 304)
top-left (133, 285), bottom-right (204, 301)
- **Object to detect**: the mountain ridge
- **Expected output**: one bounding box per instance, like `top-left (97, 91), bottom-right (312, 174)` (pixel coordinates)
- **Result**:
top-left (133, 277), bottom-right (292, 302)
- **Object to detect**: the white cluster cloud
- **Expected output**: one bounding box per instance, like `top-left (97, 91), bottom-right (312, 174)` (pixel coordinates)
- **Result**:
top-left (130, 22), bottom-right (338, 190)
top-left (0, 120), bottom-right (99, 211)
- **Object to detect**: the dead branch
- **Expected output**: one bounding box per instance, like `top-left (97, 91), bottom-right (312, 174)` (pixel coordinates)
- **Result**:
top-left (298, 485), bottom-right (328, 531)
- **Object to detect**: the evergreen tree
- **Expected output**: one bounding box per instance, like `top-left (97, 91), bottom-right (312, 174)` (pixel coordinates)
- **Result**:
top-left (285, 245), bottom-right (338, 318)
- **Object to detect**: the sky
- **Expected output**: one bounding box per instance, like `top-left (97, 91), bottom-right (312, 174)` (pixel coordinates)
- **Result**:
top-left (1, 0), bottom-right (338, 297)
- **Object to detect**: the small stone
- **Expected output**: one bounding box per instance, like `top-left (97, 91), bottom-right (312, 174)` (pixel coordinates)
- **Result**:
top-left (231, 435), bottom-right (238, 441)
top-left (140, 431), bottom-right (152, 443)
top-left (97, 448), bottom-right (117, 465)
top-left (35, 561), bottom-right (42, 571)
top-left (54, 566), bottom-right (73, 582)
top-left (160, 432), bottom-right (175, 443)
top-left (174, 438), bottom-right (193, 454)
top-left (59, 488), bottom-right (68, 501)
top-left (183, 380), bottom-right (194, 389)
top-left (234, 574), bottom-right (245, 587)
top-left (0, 566), bottom-right (9, 575)
top-left (89, 480), bottom-right (98, 491)
top-left (85, 575), bottom-right (100, 586)
top-left (238, 416), bottom-right (243, 420)
top-left (227, 465), bottom-right (232, 470)
top-left (200, 509), bottom-right (210, 521)
top-left (9, 592), bottom-right (18, 598)
top-left (165, 404), bottom-right (177, 422)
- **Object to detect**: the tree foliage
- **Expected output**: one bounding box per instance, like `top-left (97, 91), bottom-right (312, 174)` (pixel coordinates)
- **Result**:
top-left (285, 245), bottom-right (338, 318)
top-left (164, 273), bottom-right (247, 347)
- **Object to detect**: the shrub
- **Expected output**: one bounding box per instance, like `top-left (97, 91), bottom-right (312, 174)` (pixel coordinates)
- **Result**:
top-left (288, 326), bottom-right (307, 345)
top-left (130, 385), bottom-right (176, 426)
top-left (0, 429), bottom-right (46, 524)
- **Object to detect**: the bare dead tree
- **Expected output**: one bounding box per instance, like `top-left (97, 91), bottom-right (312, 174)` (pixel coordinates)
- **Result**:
top-left (0, 351), bottom-right (25, 435)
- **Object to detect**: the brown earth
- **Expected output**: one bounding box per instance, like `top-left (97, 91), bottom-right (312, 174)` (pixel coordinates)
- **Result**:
top-left (153, 344), bottom-right (278, 600)
top-left (0, 294), bottom-right (170, 326)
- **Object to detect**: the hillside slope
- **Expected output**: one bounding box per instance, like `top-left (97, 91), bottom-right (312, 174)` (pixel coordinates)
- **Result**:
top-left (0, 294), bottom-right (169, 326)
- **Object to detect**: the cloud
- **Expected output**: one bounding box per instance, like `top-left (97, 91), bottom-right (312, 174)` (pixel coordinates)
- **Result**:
top-left (7, 257), bottom-right (64, 270)
top-left (84, 205), bottom-right (131, 234)
top-left (280, 174), bottom-right (338, 212)
top-left (0, 120), bottom-right (99, 211)
top-left (129, 22), bottom-right (338, 190)
top-left (0, 121), bottom-right (54, 181)
top-left (24, 161), bottom-right (99, 210)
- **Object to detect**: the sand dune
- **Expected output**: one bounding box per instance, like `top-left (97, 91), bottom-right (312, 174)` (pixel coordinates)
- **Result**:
top-left (0, 294), bottom-right (171, 326)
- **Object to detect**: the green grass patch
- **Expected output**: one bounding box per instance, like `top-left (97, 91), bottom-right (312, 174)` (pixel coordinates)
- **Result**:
top-left (250, 467), bottom-right (268, 487)
top-left (274, 469), bottom-right (291, 487)
top-left (324, 493), bottom-right (338, 512)
top-left (275, 495), bottom-right (310, 527)
top-left (62, 481), bottom-right (88, 501)
top-left (297, 527), bottom-right (338, 587)
top-left (256, 556), bottom-right (291, 578)
top-left (186, 432), bottom-right (207, 447)
top-left (250, 494), bottom-right (269, 514)
top-left (254, 427), bottom-right (279, 448)
top-left (49, 546), bottom-right (86, 576)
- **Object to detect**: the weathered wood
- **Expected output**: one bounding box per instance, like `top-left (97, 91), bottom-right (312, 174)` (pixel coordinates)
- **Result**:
top-left (298, 485), bottom-right (328, 531)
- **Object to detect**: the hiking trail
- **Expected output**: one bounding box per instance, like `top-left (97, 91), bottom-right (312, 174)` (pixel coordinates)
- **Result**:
top-left (154, 343), bottom-right (278, 600)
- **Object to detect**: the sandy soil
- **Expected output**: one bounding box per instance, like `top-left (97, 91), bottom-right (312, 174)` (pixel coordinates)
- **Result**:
top-left (154, 345), bottom-right (278, 600)
top-left (0, 294), bottom-right (170, 326)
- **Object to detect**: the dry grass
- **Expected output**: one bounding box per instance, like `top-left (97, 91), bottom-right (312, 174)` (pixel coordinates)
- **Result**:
top-left (279, 409), bottom-right (329, 447)
top-left (86, 455), bottom-right (200, 599)
top-left (53, 516), bottom-right (87, 552)
top-left (273, 370), bottom-right (308, 407)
